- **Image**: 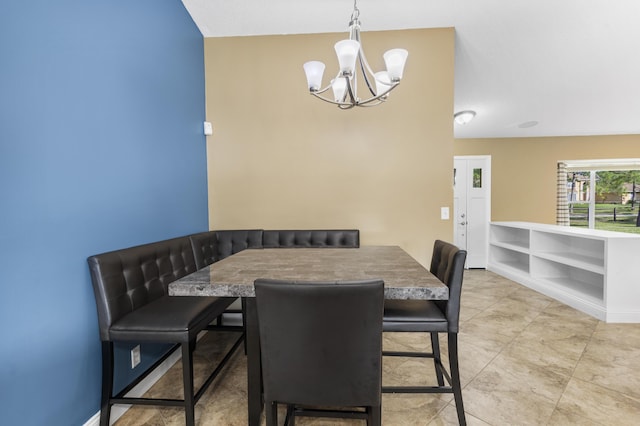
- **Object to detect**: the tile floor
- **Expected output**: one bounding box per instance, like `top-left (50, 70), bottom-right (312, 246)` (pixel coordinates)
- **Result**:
top-left (114, 270), bottom-right (640, 425)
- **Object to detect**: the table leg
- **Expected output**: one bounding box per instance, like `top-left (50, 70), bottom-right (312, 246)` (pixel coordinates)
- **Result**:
top-left (245, 297), bottom-right (262, 426)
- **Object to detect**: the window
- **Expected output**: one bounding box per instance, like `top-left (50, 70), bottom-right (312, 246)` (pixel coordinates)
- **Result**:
top-left (473, 168), bottom-right (482, 188)
top-left (558, 159), bottom-right (640, 234)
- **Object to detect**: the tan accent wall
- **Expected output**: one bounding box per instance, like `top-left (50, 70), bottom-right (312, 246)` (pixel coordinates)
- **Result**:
top-left (454, 135), bottom-right (640, 223)
top-left (204, 28), bottom-right (454, 265)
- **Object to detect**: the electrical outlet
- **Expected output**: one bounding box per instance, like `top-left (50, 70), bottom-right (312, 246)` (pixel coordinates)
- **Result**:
top-left (131, 345), bottom-right (141, 369)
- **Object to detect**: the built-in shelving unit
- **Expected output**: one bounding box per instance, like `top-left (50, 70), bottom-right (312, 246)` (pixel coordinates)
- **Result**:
top-left (488, 221), bottom-right (640, 322)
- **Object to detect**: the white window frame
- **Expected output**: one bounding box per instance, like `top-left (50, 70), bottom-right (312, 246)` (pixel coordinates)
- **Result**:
top-left (561, 158), bottom-right (640, 230)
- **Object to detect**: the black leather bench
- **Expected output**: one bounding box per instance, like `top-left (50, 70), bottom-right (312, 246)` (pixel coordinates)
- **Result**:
top-left (88, 236), bottom-right (243, 426)
top-left (89, 228), bottom-right (359, 425)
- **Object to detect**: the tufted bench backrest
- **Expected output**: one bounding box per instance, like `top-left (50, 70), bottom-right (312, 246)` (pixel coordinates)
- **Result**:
top-left (87, 236), bottom-right (198, 341)
top-left (189, 230), bottom-right (264, 269)
top-left (262, 229), bottom-right (360, 248)
top-left (216, 230), bottom-right (265, 261)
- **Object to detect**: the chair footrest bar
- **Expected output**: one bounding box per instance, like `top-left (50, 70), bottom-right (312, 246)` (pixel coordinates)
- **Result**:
top-left (205, 324), bottom-right (245, 332)
top-left (110, 397), bottom-right (185, 407)
top-left (382, 350), bottom-right (434, 358)
top-left (382, 385), bottom-right (454, 394)
top-left (194, 332), bottom-right (244, 403)
top-left (294, 408), bottom-right (368, 420)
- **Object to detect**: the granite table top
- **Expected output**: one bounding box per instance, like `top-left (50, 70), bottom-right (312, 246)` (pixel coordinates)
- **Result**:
top-left (169, 245), bottom-right (448, 300)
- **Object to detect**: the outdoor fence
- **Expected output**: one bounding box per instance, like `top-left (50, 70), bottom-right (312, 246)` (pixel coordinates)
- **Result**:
top-left (569, 204), bottom-right (640, 231)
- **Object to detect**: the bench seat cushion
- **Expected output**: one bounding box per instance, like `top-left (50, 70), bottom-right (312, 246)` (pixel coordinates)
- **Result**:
top-left (109, 295), bottom-right (235, 343)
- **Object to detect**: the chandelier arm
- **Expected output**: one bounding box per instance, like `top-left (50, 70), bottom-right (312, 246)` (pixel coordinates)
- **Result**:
top-left (309, 91), bottom-right (344, 106)
top-left (357, 100), bottom-right (385, 107)
top-left (358, 54), bottom-right (377, 97)
top-left (355, 82), bottom-right (400, 106)
top-left (309, 91), bottom-right (356, 108)
top-left (309, 80), bottom-right (398, 108)
top-left (349, 18), bottom-right (376, 98)
top-left (312, 85), bottom-right (333, 96)
top-left (345, 77), bottom-right (357, 105)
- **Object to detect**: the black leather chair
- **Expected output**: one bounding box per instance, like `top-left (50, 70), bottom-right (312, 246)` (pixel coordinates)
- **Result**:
top-left (254, 279), bottom-right (384, 426)
top-left (88, 236), bottom-right (243, 426)
top-left (382, 240), bottom-right (467, 425)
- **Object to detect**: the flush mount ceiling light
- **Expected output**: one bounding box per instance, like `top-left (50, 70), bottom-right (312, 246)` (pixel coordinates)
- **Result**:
top-left (453, 110), bottom-right (476, 125)
top-left (302, 0), bottom-right (408, 109)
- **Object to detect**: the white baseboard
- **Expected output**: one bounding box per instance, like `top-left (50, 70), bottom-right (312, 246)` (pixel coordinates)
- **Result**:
top-left (83, 411), bottom-right (100, 426)
top-left (83, 348), bottom-right (183, 426)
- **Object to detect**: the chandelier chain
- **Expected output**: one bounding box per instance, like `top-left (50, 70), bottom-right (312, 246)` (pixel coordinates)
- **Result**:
top-left (351, 0), bottom-right (360, 22)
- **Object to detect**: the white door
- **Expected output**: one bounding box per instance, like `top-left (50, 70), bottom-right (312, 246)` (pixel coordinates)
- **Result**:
top-left (454, 156), bottom-right (491, 268)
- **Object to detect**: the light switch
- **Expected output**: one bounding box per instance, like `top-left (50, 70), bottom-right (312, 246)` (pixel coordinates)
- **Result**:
top-left (441, 207), bottom-right (450, 220)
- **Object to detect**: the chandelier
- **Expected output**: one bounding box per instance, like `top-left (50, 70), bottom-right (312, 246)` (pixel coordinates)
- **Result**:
top-left (303, 0), bottom-right (408, 109)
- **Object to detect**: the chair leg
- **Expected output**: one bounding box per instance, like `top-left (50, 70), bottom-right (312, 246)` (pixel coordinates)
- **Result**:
top-left (182, 341), bottom-right (196, 426)
top-left (430, 332), bottom-right (445, 386)
top-left (241, 297), bottom-right (248, 355)
top-left (265, 401), bottom-right (277, 426)
top-left (448, 333), bottom-right (466, 426)
top-left (100, 342), bottom-right (114, 426)
top-left (287, 404), bottom-right (296, 426)
top-left (369, 404), bottom-right (381, 426)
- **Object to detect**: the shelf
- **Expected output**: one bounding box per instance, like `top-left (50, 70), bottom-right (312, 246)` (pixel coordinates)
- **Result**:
top-left (488, 222), bottom-right (640, 322)
top-left (538, 277), bottom-right (603, 304)
top-left (532, 252), bottom-right (604, 274)
top-left (490, 240), bottom-right (529, 254)
top-left (532, 257), bottom-right (604, 303)
top-left (490, 224), bottom-right (530, 250)
top-left (532, 230), bottom-right (605, 271)
top-left (489, 245), bottom-right (529, 274)
top-left (494, 260), bottom-right (529, 275)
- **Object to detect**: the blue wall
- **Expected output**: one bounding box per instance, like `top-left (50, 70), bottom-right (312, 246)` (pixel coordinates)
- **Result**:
top-left (0, 1), bottom-right (208, 424)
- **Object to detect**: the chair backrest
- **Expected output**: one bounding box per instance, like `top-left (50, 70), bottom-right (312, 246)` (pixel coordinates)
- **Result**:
top-left (429, 240), bottom-right (467, 333)
top-left (189, 230), bottom-right (264, 269)
top-left (262, 229), bottom-right (359, 248)
top-left (87, 236), bottom-right (198, 341)
top-left (254, 279), bottom-right (384, 408)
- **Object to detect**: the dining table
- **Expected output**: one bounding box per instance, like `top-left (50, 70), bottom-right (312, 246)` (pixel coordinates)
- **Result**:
top-left (168, 245), bottom-right (448, 426)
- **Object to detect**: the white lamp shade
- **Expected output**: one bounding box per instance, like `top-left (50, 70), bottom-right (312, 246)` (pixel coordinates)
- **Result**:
top-left (383, 48), bottom-right (408, 81)
top-left (374, 71), bottom-right (392, 97)
top-left (303, 61), bottom-right (325, 92)
top-left (331, 77), bottom-right (347, 102)
top-left (334, 40), bottom-right (360, 75)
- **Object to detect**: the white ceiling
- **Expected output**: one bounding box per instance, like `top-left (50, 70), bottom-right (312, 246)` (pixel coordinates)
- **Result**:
top-left (182, 0), bottom-right (640, 139)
